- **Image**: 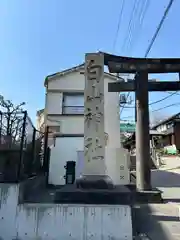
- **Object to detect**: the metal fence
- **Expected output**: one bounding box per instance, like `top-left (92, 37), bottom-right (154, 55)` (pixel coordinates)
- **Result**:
top-left (0, 110), bottom-right (49, 182)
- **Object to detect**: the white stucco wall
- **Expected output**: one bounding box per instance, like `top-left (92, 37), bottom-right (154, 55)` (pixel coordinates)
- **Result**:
top-left (47, 71), bottom-right (84, 91)
top-left (104, 76), bottom-right (121, 147)
top-left (0, 184), bottom-right (132, 240)
top-left (45, 73), bottom-right (121, 140)
top-left (49, 137), bottom-right (84, 185)
top-left (45, 69), bottom-right (129, 186)
top-left (47, 115), bottom-right (84, 134)
top-left (46, 92), bottom-right (63, 115)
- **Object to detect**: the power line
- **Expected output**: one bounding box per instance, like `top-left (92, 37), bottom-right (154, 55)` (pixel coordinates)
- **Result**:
top-left (145, 0), bottom-right (175, 57)
top-left (122, 102), bottom-right (180, 117)
top-left (126, 0), bottom-right (150, 54)
top-left (168, 91), bottom-right (180, 96)
top-left (113, 0), bottom-right (125, 50)
top-left (121, 0), bottom-right (140, 53)
top-left (152, 102), bottom-right (180, 112)
top-left (120, 0), bottom-right (176, 116)
top-left (120, 0), bottom-right (150, 115)
top-left (120, 91), bottom-right (178, 108)
top-left (149, 92), bottom-right (177, 105)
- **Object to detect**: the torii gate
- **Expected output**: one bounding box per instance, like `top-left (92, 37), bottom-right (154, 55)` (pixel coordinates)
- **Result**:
top-left (77, 52), bottom-right (180, 194)
top-left (105, 52), bottom-right (180, 191)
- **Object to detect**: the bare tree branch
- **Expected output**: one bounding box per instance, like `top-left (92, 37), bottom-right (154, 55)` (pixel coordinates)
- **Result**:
top-left (0, 95), bottom-right (26, 144)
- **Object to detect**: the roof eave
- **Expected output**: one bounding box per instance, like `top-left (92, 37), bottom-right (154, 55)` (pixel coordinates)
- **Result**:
top-left (44, 64), bottom-right (122, 86)
top-left (44, 64), bottom-right (85, 87)
top-left (151, 112), bottom-right (180, 129)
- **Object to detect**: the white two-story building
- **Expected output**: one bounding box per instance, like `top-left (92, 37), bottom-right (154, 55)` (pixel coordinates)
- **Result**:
top-left (38, 64), bottom-right (129, 186)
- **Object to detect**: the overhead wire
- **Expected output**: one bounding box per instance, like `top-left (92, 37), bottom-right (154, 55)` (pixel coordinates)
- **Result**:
top-left (146, 0), bottom-right (177, 115)
top-left (112, 0), bottom-right (125, 51)
top-left (152, 102), bottom-right (180, 112)
top-left (126, 0), bottom-right (150, 54)
top-left (121, 91), bottom-right (178, 108)
top-left (121, 0), bottom-right (176, 118)
top-left (149, 92), bottom-right (177, 105)
top-left (144, 0), bottom-right (175, 57)
top-left (120, 0), bottom-right (148, 116)
top-left (120, 102), bottom-right (180, 120)
top-left (121, 0), bottom-right (140, 53)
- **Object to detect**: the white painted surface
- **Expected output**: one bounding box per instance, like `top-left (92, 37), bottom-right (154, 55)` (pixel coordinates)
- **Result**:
top-left (46, 62), bottom-right (129, 184)
top-left (46, 92), bottom-right (63, 114)
top-left (104, 76), bottom-right (122, 147)
top-left (0, 184), bottom-right (133, 240)
top-left (77, 148), bottom-right (130, 185)
top-left (48, 137), bottom-right (84, 185)
top-left (45, 66), bottom-right (121, 138)
top-left (105, 148), bottom-right (130, 185)
top-left (45, 63), bottom-right (129, 186)
top-left (47, 115), bottom-right (84, 134)
top-left (48, 70), bottom-right (85, 91)
top-left (76, 150), bottom-right (84, 179)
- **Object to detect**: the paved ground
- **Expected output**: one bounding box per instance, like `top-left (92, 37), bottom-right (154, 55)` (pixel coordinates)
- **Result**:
top-left (134, 156), bottom-right (180, 240)
top-left (154, 156), bottom-right (180, 201)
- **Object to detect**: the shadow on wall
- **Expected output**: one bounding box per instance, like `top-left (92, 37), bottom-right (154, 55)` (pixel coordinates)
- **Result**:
top-left (151, 170), bottom-right (180, 188)
top-left (130, 155), bottom-right (156, 171)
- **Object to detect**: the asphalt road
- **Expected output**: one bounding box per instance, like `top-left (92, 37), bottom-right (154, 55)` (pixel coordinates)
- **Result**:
top-left (134, 156), bottom-right (180, 240)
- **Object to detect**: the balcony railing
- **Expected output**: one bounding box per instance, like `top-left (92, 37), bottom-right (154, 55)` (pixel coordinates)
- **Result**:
top-left (62, 106), bottom-right (84, 114)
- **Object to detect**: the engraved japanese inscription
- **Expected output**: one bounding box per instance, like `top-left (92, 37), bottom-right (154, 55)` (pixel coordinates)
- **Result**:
top-left (84, 54), bottom-right (106, 173)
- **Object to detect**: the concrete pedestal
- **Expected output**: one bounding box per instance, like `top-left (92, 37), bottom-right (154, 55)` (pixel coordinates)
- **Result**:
top-left (54, 184), bottom-right (132, 205)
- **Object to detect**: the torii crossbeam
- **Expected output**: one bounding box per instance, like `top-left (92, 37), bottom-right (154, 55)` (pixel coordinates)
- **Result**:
top-left (104, 52), bottom-right (180, 191)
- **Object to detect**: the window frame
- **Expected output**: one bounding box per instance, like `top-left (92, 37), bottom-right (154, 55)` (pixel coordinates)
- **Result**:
top-left (62, 92), bottom-right (84, 115)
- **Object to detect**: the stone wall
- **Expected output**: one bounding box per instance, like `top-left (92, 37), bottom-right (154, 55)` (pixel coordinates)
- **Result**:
top-left (0, 183), bottom-right (132, 240)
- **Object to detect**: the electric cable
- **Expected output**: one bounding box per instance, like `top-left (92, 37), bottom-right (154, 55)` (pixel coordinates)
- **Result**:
top-left (120, 102), bottom-right (180, 121)
top-left (121, 0), bottom-right (140, 53)
top-left (120, 91), bottom-right (178, 108)
top-left (144, 0), bottom-right (175, 57)
top-left (120, 0), bottom-right (150, 115)
top-left (120, 0), bottom-right (176, 116)
top-left (151, 102), bottom-right (180, 112)
top-left (112, 0), bottom-right (125, 51)
top-left (126, 0), bottom-right (150, 54)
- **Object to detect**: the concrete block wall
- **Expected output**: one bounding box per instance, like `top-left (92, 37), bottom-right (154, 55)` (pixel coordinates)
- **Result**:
top-left (0, 183), bottom-right (133, 240)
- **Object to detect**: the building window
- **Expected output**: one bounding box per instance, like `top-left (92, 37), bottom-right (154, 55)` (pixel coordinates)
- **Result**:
top-left (62, 93), bottom-right (84, 115)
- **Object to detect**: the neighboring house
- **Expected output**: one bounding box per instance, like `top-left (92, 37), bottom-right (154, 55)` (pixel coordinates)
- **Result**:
top-left (120, 122), bottom-right (136, 142)
top-left (42, 64), bottom-right (125, 185)
top-left (151, 112), bottom-right (180, 151)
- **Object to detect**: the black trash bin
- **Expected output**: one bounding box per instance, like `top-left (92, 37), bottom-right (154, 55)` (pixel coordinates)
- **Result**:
top-left (64, 161), bottom-right (76, 184)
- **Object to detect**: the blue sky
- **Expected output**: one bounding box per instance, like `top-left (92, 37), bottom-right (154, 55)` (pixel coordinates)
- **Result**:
top-left (0, 0), bottom-right (179, 124)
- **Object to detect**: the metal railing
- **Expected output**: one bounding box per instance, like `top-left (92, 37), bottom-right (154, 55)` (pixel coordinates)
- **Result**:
top-left (0, 111), bottom-right (49, 182)
top-left (62, 106), bottom-right (84, 114)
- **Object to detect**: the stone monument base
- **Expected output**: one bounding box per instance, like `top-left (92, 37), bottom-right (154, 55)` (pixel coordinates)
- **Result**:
top-left (54, 184), bottom-right (132, 204)
top-left (75, 175), bottom-right (114, 189)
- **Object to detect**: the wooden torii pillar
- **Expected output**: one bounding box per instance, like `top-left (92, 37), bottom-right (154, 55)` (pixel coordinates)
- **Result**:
top-left (104, 52), bottom-right (180, 191)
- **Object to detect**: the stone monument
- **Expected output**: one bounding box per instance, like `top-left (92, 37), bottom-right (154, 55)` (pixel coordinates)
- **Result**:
top-left (76, 53), bottom-right (130, 189)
